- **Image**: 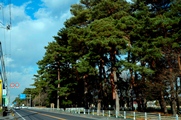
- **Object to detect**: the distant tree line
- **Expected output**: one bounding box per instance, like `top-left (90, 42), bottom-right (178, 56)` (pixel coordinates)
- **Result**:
top-left (15, 0), bottom-right (181, 116)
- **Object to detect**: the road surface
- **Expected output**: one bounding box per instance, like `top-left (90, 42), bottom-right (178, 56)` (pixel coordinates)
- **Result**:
top-left (13, 108), bottom-right (107, 120)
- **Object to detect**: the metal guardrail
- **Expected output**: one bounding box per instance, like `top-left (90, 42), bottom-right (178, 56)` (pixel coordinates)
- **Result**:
top-left (29, 107), bottom-right (180, 120)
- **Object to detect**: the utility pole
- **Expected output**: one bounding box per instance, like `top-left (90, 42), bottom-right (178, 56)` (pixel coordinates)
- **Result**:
top-left (26, 94), bottom-right (31, 107)
top-left (0, 0), bottom-right (11, 109)
top-left (30, 94), bottom-right (31, 107)
top-left (0, 42), bottom-right (8, 109)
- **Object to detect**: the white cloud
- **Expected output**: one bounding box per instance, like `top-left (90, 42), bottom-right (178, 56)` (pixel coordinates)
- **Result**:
top-left (35, 0), bottom-right (79, 19)
top-left (41, 0), bottom-right (79, 10)
top-left (0, 0), bottom-right (79, 103)
top-left (9, 2), bottom-right (31, 25)
top-left (42, 0), bottom-right (68, 8)
top-left (34, 8), bottom-right (51, 19)
top-left (4, 56), bottom-right (14, 67)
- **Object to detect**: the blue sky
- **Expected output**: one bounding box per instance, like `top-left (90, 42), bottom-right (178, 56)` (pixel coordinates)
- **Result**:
top-left (0, 0), bottom-right (79, 104)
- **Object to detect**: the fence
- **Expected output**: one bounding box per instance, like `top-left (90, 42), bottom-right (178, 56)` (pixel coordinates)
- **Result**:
top-left (30, 107), bottom-right (180, 120)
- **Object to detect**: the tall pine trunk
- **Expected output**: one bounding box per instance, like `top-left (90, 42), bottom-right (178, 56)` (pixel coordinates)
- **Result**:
top-left (170, 72), bottom-right (176, 116)
top-left (113, 70), bottom-right (119, 115)
top-left (57, 61), bottom-right (60, 109)
top-left (177, 55), bottom-right (181, 112)
top-left (176, 77), bottom-right (180, 113)
top-left (83, 74), bottom-right (88, 109)
top-left (97, 56), bottom-right (104, 115)
top-left (103, 61), bottom-right (108, 109)
top-left (160, 91), bottom-right (168, 114)
top-left (110, 47), bottom-right (119, 116)
top-left (97, 99), bottom-right (101, 115)
top-left (129, 51), bottom-right (136, 111)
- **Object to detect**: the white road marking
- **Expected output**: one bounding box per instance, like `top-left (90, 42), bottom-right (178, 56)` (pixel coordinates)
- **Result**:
top-left (14, 109), bottom-right (26, 120)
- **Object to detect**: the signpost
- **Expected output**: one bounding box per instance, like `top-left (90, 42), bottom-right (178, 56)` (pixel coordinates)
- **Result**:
top-left (19, 94), bottom-right (31, 107)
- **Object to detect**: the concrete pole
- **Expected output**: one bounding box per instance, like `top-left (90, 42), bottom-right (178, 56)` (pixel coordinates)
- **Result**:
top-left (30, 94), bottom-right (31, 107)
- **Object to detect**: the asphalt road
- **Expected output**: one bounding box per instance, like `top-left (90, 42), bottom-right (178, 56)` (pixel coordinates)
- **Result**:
top-left (13, 109), bottom-right (102, 120)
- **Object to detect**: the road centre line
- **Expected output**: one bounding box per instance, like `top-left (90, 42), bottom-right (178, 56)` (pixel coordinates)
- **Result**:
top-left (28, 110), bottom-right (66, 120)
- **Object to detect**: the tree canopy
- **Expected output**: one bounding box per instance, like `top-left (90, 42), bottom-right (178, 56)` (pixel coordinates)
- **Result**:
top-left (16, 0), bottom-right (181, 115)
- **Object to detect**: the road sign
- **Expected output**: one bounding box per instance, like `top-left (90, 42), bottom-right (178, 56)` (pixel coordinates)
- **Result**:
top-left (10, 82), bottom-right (20, 88)
top-left (19, 94), bottom-right (26, 99)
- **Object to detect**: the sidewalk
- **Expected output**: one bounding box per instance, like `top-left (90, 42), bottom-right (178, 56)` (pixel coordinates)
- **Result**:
top-left (0, 111), bottom-right (14, 120)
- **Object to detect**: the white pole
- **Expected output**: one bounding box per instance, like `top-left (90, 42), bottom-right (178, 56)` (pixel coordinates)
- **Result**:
top-left (158, 113), bottom-right (161, 120)
top-left (124, 111), bottom-right (126, 119)
top-left (116, 111), bottom-right (118, 118)
top-left (102, 110), bottom-right (104, 116)
top-left (109, 110), bottom-right (111, 117)
top-left (145, 112), bottom-right (147, 120)
top-left (176, 114), bottom-right (178, 120)
top-left (78, 109), bottom-right (80, 114)
top-left (133, 112), bottom-right (136, 120)
top-left (84, 109), bottom-right (86, 114)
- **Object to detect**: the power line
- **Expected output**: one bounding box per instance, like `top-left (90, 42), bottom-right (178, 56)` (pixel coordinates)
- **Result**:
top-left (9, 0), bottom-right (11, 26)
top-left (0, 2), bottom-right (4, 27)
top-left (6, 0), bottom-right (11, 30)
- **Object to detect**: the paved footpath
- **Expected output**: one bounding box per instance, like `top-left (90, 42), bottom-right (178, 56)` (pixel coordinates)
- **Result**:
top-left (0, 111), bottom-right (14, 120)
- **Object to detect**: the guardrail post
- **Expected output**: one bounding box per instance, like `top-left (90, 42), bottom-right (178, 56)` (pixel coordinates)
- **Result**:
top-left (84, 109), bottom-right (86, 114)
top-left (88, 109), bottom-right (90, 115)
top-left (158, 113), bottom-right (161, 120)
top-left (76, 108), bottom-right (78, 114)
top-left (97, 110), bottom-right (99, 116)
top-left (78, 109), bottom-right (80, 114)
top-left (102, 110), bottom-right (104, 116)
top-left (109, 110), bottom-right (111, 117)
top-left (92, 110), bottom-right (94, 115)
top-left (115, 111), bottom-right (118, 118)
top-left (133, 112), bottom-right (136, 120)
top-left (176, 114), bottom-right (178, 120)
top-left (145, 112), bottom-right (147, 120)
top-left (124, 111), bottom-right (126, 119)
